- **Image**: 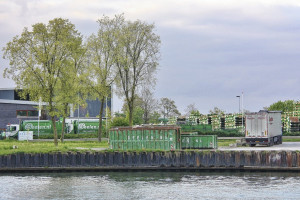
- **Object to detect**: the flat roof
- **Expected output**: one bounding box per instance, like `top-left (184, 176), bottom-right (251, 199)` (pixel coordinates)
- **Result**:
top-left (0, 99), bottom-right (41, 105)
top-left (0, 88), bottom-right (16, 91)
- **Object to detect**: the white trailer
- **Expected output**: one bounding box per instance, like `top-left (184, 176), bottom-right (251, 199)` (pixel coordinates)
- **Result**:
top-left (245, 110), bottom-right (282, 147)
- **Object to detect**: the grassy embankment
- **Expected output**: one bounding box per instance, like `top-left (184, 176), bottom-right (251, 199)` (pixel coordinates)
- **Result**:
top-left (0, 140), bottom-right (108, 156)
top-left (0, 138), bottom-right (299, 156)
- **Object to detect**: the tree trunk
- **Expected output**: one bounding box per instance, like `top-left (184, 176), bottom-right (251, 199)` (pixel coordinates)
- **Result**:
top-left (98, 96), bottom-right (105, 142)
top-left (128, 103), bottom-right (133, 126)
top-left (52, 116), bottom-right (58, 146)
top-left (60, 104), bottom-right (68, 143)
top-left (61, 116), bottom-right (65, 143)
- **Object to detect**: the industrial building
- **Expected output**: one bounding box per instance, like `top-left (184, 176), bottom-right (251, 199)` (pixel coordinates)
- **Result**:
top-left (0, 88), bottom-right (112, 131)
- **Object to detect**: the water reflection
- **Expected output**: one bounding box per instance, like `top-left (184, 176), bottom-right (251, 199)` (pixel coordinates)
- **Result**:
top-left (1, 171), bottom-right (300, 200)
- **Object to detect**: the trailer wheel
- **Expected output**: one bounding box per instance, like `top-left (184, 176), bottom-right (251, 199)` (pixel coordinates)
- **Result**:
top-left (268, 138), bottom-right (274, 147)
top-left (279, 136), bottom-right (283, 144)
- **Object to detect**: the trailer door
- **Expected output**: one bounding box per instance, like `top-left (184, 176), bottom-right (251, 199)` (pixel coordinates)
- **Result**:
top-left (257, 112), bottom-right (268, 137)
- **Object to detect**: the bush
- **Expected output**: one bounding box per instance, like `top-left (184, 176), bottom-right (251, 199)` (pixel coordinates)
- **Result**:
top-left (34, 133), bottom-right (98, 139)
top-left (196, 129), bottom-right (243, 137)
top-left (111, 117), bottom-right (129, 127)
top-left (283, 132), bottom-right (300, 136)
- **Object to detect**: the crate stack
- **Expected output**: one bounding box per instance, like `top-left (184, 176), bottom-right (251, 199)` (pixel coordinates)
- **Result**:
top-left (234, 113), bottom-right (244, 132)
top-left (281, 112), bottom-right (291, 132)
top-left (225, 114), bottom-right (236, 129)
top-left (199, 115), bottom-right (209, 125)
top-left (187, 114), bottom-right (198, 125)
top-left (167, 116), bottom-right (177, 125)
top-left (293, 101), bottom-right (300, 117)
top-left (208, 114), bottom-right (221, 130)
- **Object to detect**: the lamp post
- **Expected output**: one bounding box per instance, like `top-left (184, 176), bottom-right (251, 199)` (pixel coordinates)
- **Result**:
top-left (236, 96), bottom-right (240, 113)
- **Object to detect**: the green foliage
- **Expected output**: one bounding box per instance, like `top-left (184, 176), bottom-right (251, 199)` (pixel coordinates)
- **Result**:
top-left (283, 132), bottom-right (300, 136)
top-left (36, 133), bottom-right (98, 139)
top-left (160, 97), bottom-right (181, 118)
top-left (191, 110), bottom-right (201, 116)
top-left (197, 129), bottom-right (243, 137)
top-left (3, 18), bottom-right (84, 146)
top-left (114, 14), bottom-right (161, 126)
top-left (111, 117), bottom-right (129, 127)
top-left (209, 107), bottom-right (225, 115)
top-left (0, 140), bottom-right (108, 156)
top-left (268, 100), bottom-right (295, 112)
top-left (149, 111), bottom-right (160, 124)
top-left (131, 107), bottom-right (144, 125)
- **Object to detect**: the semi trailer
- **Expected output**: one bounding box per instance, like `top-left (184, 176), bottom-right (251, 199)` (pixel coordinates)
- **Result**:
top-left (245, 110), bottom-right (282, 147)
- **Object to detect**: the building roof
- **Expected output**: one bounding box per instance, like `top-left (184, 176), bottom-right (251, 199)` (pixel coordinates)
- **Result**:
top-left (0, 99), bottom-right (40, 105)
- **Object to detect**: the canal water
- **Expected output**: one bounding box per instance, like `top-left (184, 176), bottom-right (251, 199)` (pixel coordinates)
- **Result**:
top-left (1, 171), bottom-right (300, 200)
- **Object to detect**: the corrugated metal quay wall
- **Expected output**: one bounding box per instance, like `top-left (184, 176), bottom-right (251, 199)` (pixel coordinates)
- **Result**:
top-left (1, 151), bottom-right (300, 171)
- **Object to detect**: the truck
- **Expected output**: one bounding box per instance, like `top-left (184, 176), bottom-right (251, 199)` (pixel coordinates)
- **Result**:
top-left (245, 110), bottom-right (282, 147)
top-left (3, 118), bottom-right (105, 138)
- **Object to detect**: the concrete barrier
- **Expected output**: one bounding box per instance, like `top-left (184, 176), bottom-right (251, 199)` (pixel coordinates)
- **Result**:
top-left (1, 150), bottom-right (300, 172)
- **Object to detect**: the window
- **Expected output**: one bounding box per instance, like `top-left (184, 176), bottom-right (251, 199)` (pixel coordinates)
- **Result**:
top-left (17, 110), bottom-right (38, 117)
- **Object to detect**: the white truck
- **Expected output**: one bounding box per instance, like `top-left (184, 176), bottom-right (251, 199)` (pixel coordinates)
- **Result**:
top-left (245, 110), bottom-right (282, 147)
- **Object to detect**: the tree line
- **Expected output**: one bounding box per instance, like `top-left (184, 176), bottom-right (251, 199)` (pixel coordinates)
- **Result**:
top-left (2, 14), bottom-right (161, 146)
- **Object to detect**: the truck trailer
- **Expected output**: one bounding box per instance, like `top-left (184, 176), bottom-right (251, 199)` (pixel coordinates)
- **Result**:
top-left (245, 110), bottom-right (282, 147)
top-left (3, 118), bottom-right (104, 138)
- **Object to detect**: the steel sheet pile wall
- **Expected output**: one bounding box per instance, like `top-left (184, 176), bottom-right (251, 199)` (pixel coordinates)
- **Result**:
top-left (109, 126), bottom-right (181, 151)
top-left (1, 151), bottom-right (300, 171)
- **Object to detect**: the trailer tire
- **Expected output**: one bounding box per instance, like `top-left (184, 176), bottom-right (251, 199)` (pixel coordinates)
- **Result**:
top-left (269, 138), bottom-right (274, 147)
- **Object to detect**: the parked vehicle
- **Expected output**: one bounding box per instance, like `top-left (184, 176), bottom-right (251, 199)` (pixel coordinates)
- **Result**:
top-left (245, 110), bottom-right (282, 147)
top-left (3, 118), bottom-right (104, 138)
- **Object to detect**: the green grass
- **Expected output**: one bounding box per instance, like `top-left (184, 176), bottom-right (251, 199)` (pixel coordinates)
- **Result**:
top-left (217, 139), bottom-right (236, 147)
top-left (1, 137), bottom-right (300, 155)
top-left (283, 138), bottom-right (300, 142)
top-left (0, 140), bottom-right (109, 156)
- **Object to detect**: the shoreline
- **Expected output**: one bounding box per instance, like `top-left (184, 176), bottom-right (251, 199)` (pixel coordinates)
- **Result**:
top-left (1, 150), bottom-right (300, 173)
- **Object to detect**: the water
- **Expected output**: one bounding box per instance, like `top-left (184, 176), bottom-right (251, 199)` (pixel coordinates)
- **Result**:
top-left (1, 171), bottom-right (300, 200)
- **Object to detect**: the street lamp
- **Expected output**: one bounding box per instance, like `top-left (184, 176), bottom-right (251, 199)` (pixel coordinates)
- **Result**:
top-left (236, 96), bottom-right (240, 113)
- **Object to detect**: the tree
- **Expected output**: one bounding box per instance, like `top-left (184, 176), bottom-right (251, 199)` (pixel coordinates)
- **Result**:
top-left (55, 38), bottom-right (86, 143)
top-left (160, 98), bottom-right (181, 119)
top-left (140, 87), bottom-right (158, 124)
top-left (268, 100), bottom-right (295, 112)
top-left (84, 15), bottom-right (120, 142)
top-left (209, 107), bottom-right (225, 115)
top-left (114, 15), bottom-right (161, 126)
top-left (3, 18), bottom-right (83, 146)
top-left (149, 111), bottom-right (160, 124)
top-left (185, 103), bottom-right (200, 116)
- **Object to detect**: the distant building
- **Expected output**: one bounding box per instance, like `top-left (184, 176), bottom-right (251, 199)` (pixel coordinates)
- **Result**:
top-left (0, 88), bottom-right (112, 130)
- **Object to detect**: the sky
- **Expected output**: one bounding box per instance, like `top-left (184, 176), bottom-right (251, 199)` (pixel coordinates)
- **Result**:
top-left (0, 0), bottom-right (300, 115)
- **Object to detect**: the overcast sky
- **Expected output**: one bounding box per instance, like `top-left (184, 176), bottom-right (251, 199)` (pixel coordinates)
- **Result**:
top-left (1, 0), bottom-right (300, 114)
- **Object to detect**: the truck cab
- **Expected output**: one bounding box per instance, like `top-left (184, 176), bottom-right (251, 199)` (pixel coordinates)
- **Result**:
top-left (5, 124), bottom-right (20, 138)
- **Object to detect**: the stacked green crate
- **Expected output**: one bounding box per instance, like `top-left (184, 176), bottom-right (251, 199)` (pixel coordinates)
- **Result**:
top-left (188, 115), bottom-right (197, 125)
top-left (167, 117), bottom-right (177, 125)
top-left (225, 114), bottom-right (236, 129)
top-left (234, 113), bottom-right (244, 131)
top-left (209, 114), bottom-right (221, 130)
top-left (282, 112), bottom-right (292, 132)
top-left (199, 115), bottom-right (208, 125)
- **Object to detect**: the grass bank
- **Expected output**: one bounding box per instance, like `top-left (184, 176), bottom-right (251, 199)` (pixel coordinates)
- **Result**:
top-left (0, 140), bottom-right (108, 156)
top-left (1, 138), bottom-right (299, 156)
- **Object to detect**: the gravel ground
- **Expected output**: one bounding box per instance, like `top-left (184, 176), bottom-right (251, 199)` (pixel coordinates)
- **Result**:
top-left (219, 142), bottom-right (300, 151)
